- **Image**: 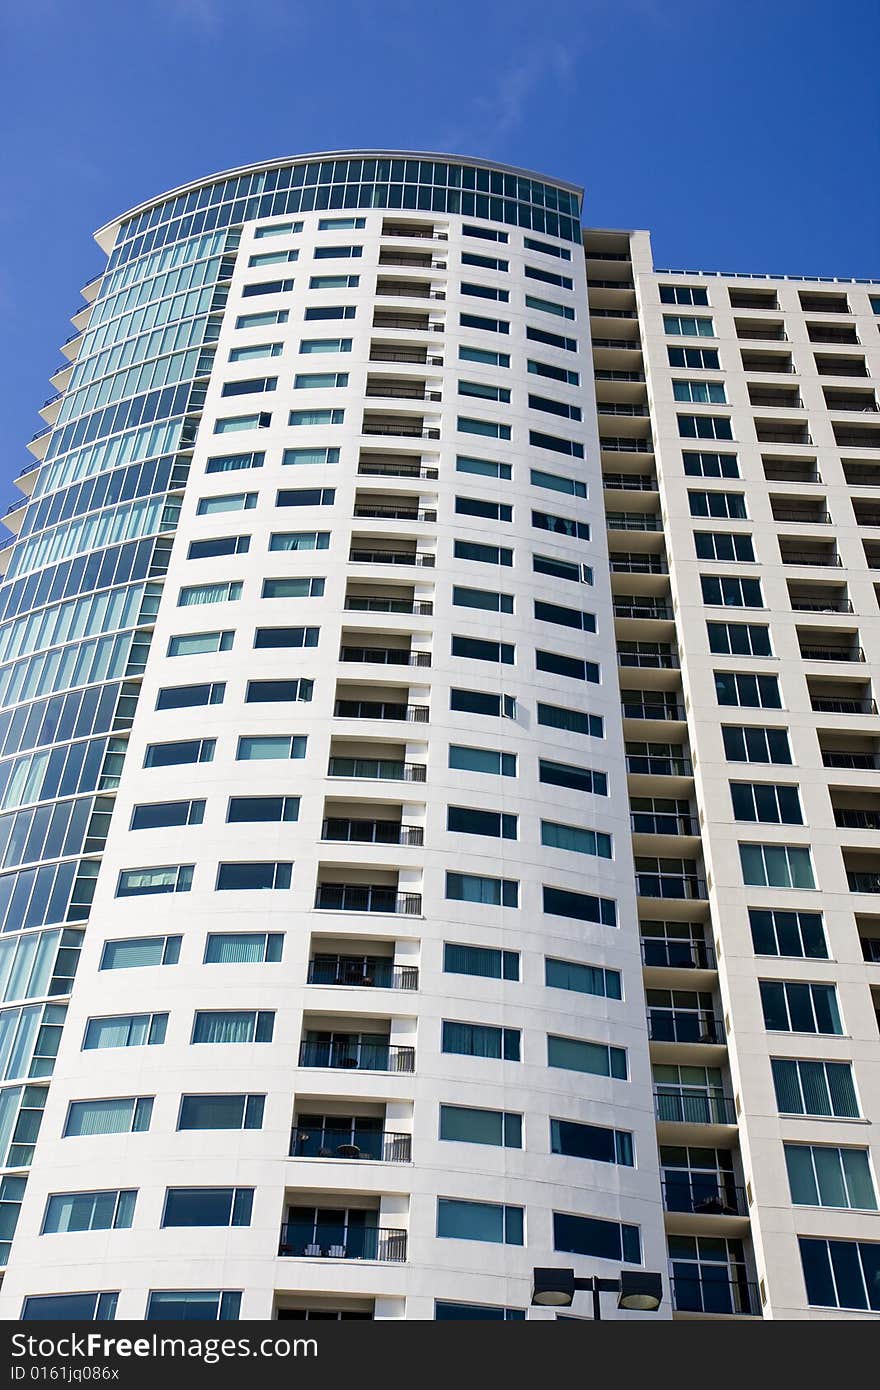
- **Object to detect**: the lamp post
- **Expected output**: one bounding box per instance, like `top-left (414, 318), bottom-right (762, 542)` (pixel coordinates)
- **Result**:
top-left (531, 1268), bottom-right (663, 1320)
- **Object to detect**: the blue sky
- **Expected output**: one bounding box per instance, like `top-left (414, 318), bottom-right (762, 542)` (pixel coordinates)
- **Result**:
top-left (1, 0), bottom-right (877, 492)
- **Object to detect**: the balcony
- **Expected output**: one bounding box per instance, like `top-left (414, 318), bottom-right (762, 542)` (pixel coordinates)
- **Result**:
top-left (654, 1087), bottom-right (736, 1127)
top-left (798, 642), bottom-right (864, 663)
top-left (843, 461), bottom-right (880, 486)
top-left (763, 458), bottom-right (821, 484)
top-left (648, 1008), bottom-right (723, 1044)
top-left (327, 757), bottom-right (426, 782)
top-left (601, 437), bottom-right (653, 453)
top-left (372, 312), bottom-right (431, 331)
top-left (307, 954), bottom-right (419, 987)
top-left (755, 421), bottom-right (811, 445)
top-left (289, 1126), bottom-right (412, 1162)
top-left (603, 473), bottom-right (658, 491)
top-left (730, 289), bottom-right (778, 310)
top-left (632, 811), bottom-right (699, 837)
top-left (618, 645), bottom-right (679, 670)
top-left (811, 697), bottom-right (876, 715)
top-left (622, 695), bottom-right (686, 723)
top-left (740, 353), bottom-right (793, 373)
top-left (824, 390), bottom-right (879, 413)
top-left (637, 871), bottom-right (706, 901)
top-left (853, 501), bottom-right (880, 527)
top-left (382, 222), bottom-right (443, 240)
top-left (365, 381), bottom-right (440, 403)
top-left (339, 646), bottom-right (431, 668)
top-left (847, 872), bottom-right (880, 894)
top-left (592, 337), bottom-right (643, 351)
top-left (779, 542), bottom-right (841, 567)
top-left (771, 502), bottom-right (831, 525)
top-left (822, 751), bottom-right (880, 770)
top-left (358, 455), bottom-right (438, 480)
top-left (376, 278), bottom-right (443, 300)
top-left (834, 808), bottom-right (880, 830)
top-left (671, 1276), bottom-right (760, 1318)
top-left (735, 319), bottom-right (786, 342)
top-left (641, 938), bottom-right (716, 970)
top-left (800, 292), bottom-right (850, 313)
top-left (348, 547), bottom-right (435, 567)
top-left (279, 1222), bottom-right (407, 1262)
top-left (663, 1177), bottom-right (746, 1218)
top-left (815, 355), bottom-right (868, 377)
top-left (607, 513), bottom-right (663, 531)
top-left (594, 370), bottom-right (645, 382)
top-left (352, 503), bottom-right (437, 522)
top-left (297, 1039), bottom-right (415, 1072)
top-left (807, 324), bottom-right (859, 344)
top-left (314, 883), bottom-right (422, 914)
top-left (627, 750), bottom-right (693, 777)
top-left (333, 698), bottom-right (428, 723)
top-left (748, 387), bottom-right (803, 409)
top-left (321, 818), bottom-right (424, 848)
top-left (362, 416), bottom-right (440, 440)
top-left (345, 596), bottom-right (434, 616)
top-left (787, 583), bottom-right (851, 613)
top-left (614, 602), bottom-right (674, 620)
top-left (370, 345), bottom-right (436, 365)
top-left (597, 404), bottom-right (650, 417)
top-left (609, 552), bottom-right (668, 575)
top-left (378, 252), bottom-right (441, 269)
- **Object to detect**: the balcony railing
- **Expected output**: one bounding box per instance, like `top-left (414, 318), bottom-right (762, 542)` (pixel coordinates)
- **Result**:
top-left (372, 315), bottom-right (431, 330)
top-left (594, 370), bottom-right (645, 382)
top-left (773, 508), bottom-right (830, 524)
top-left (627, 754), bottom-right (693, 776)
top-left (365, 386), bottom-right (437, 402)
top-left (314, 883), bottom-right (422, 914)
top-left (671, 1276), bottom-right (760, 1317)
top-left (622, 699), bottom-right (686, 722)
top-left (358, 460), bottom-right (438, 479)
top-left (297, 1040), bottom-right (415, 1072)
top-left (321, 817), bottom-right (424, 847)
top-left (345, 597), bottom-right (434, 616)
top-left (811, 698), bottom-right (876, 714)
top-left (607, 514), bottom-right (663, 531)
top-left (637, 873), bottom-right (706, 901)
top-left (279, 1222), bottom-right (407, 1262)
top-left (822, 751), bottom-right (880, 769)
top-left (618, 650), bottom-right (679, 669)
top-left (289, 1126), bottom-right (412, 1161)
top-left (861, 937), bottom-right (880, 963)
top-left (597, 404), bottom-right (651, 417)
top-left (654, 1087), bottom-right (736, 1126)
top-left (362, 423), bottom-right (440, 440)
top-left (799, 645), bottom-right (864, 662)
top-left (833, 809), bottom-right (880, 830)
top-left (369, 348), bottom-right (432, 364)
top-left (781, 550), bottom-right (841, 567)
top-left (349, 548), bottom-right (435, 567)
top-left (603, 473), bottom-right (658, 490)
top-left (648, 1008), bottom-right (724, 1043)
top-left (307, 956), bottom-right (420, 987)
top-left (609, 554), bottom-right (668, 574)
top-left (339, 646), bottom-right (431, 667)
top-left (327, 757), bottom-right (426, 782)
top-left (632, 812), bottom-right (699, 836)
top-left (352, 504), bottom-right (437, 521)
top-left (641, 939), bottom-right (716, 969)
top-left (615, 604), bottom-right (674, 620)
top-left (662, 1177), bottom-right (746, 1217)
top-left (333, 699), bottom-right (429, 722)
top-left (379, 256), bottom-right (444, 270)
top-left (601, 437), bottom-right (653, 452)
top-left (790, 598), bottom-right (853, 613)
top-left (847, 872), bottom-right (880, 894)
top-left (593, 337), bottom-right (642, 350)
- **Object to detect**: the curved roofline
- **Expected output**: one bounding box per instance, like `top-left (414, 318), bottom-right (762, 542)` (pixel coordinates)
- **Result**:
top-left (94, 149), bottom-right (584, 245)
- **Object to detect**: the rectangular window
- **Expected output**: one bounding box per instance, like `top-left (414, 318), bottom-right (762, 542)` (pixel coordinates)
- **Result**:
top-left (526, 265), bottom-right (573, 290)
top-left (443, 943), bottom-right (519, 980)
top-left (276, 487), bottom-right (336, 509)
top-left (293, 372), bottom-right (348, 389)
top-left (462, 282), bottom-right (509, 303)
top-left (457, 416), bottom-right (511, 441)
top-left (526, 325), bottom-right (577, 352)
top-left (116, 865), bottom-right (192, 898)
top-left (144, 737), bottom-right (216, 766)
top-left (545, 955), bottom-right (621, 999)
top-left (253, 626), bottom-right (319, 649)
top-left (168, 631), bottom-right (234, 657)
top-left (288, 409), bottom-right (344, 426)
top-left (739, 843), bottom-right (815, 889)
top-left (441, 1021), bottom-right (520, 1061)
top-left (683, 451), bottom-right (739, 478)
top-left (455, 496), bottom-right (513, 522)
top-left (64, 1097), bottom-right (153, 1137)
top-left (254, 221), bottom-right (302, 238)
top-left (529, 431), bottom-right (584, 460)
top-left (529, 392), bottom-right (582, 421)
top-left (216, 861), bottom-right (292, 891)
top-left (227, 796), bottom-right (300, 824)
top-left (440, 1105), bottom-right (521, 1148)
top-left (696, 534), bottom-right (756, 564)
top-left (453, 585), bottom-right (513, 614)
top-left (42, 1190), bottom-right (136, 1234)
top-left (236, 310), bottom-right (289, 328)
top-left (447, 806), bottom-right (517, 840)
top-left (83, 1014), bottom-right (167, 1049)
top-left (799, 1238), bottom-right (880, 1311)
top-left (178, 580), bottom-right (243, 606)
top-left (459, 379), bottom-right (511, 403)
top-left (451, 635), bottom-right (514, 664)
top-left (543, 885), bottom-right (616, 927)
top-left (236, 735), bottom-right (307, 761)
top-left (533, 554), bottom-right (592, 584)
top-left (714, 671), bottom-right (781, 708)
top-left (456, 454), bottom-right (511, 480)
top-left (461, 252), bottom-right (508, 271)
top-left (313, 244), bottom-right (362, 259)
top-left (205, 450), bottom-right (265, 474)
top-left (525, 236), bottom-right (571, 260)
top-left (689, 490), bottom-right (747, 518)
top-left (156, 684), bottom-right (224, 711)
top-left (177, 1094), bottom-right (264, 1131)
top-left (548, 1035), bottom-right (627, 1080)
top-left (445, 873), bottom-right (518, 908)
top-left (187, 535), bottom-right (250, 559)
top-left (701, 574), bottom-right (762, 606)
top-left (435, 1304), bottom-right (524, 1321)
top-left (679, 414), bottom-right (733, 440)
top-left (541, 821), bottom-right (612, 861)
top-left (100, 936), bottom-right (180, 970)
top-left (532, 509), bottom-right (589, 539)
top-left (22, 1294), bottom-right (119, 1321)
top-left (242, 279), bottom-right (294, 298)
top-left (674, 381), bottom-right (727, 404)
top-left (459, 346), bottom-right (510, 367)
top-left (146, 1292), bottom-right (241, 1322)
top-left (459, 313), bottom-right (509, 334)
top-left (536, 648), bottom-right (600, 684)
top-left (526, 294), bottom-right (574, 320)
top-left (663, 315), bottom-right (715, 336)
top-left (449, 743), bottom-right (516, 776)
top-left (772, 1058), bottom-right (859, 1117)
top-left (731, 776), bottom-right (802, 824)
top-left (661, 285), bottom-right (709, 305)
top-left (204, 932), bottom-right (284, 963)
top-left (708, 622), bottom-right (772, 657)
top-left (537, 703), bottom-right (603, 738)
top-left (668, 346), bottom-right (720, 369)
top-left (785, 1145), bottom-right (876, 1210)
top-left (309, 274), bottom-right (359, 289)
top-left (262, 576), bottom-right (325, 598)
top-left (553, 1212), bottom-right (641, 1264)
top-left (299, 339), bottom-right (352, 356)
top-left (437, 1197), bottom-right (522, 1245)
top-left (229, 343), bottom-right (283, 362)
top-left (453, 539), bottom-right (513, 566)
top-left (221, 376), bottom-right (277, 397)
top-left (530, 467), bottom-right (586, 497)
top-left (269, 530), bottom-right (330, 553)
top-left (551, 1118), bottom-right (633, 1167)
top-left (318, 217), bottom-right (364, 230)
top-left (534, 600), bottom-right (596, 632)
top-left (463, 224), bottom-right (508, 243)
top-left (283, 446), bottom-right (340, 466)
top-left (245, 678), bottom-right (313, 703)
top-left (213, 414), bottom-right (271, 436)
top-left (539, 758), bottom-right (607, 796)
top-left (304, 305), bottom-right (356, 320)
top-left (748, 908), bottom-right (827, 958)
top-left (130, 800), bottom-right (205, 830)
top-left (760, 980), bottom-right (842, 1034)
top-left (163, 1188), bottom-right (253, 1228)
top-left (722, 726), bottom-right (791, 764)
top-left (191, 1010), bottom-right (274, 1044)
top-left (449, 690), bottom-right (511, 719)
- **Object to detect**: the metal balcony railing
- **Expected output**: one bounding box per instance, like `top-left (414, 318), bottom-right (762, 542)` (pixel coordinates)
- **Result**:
top-left (333, 699), bottom-right (429, 722)
top-left (339, 646), bottom-right (431, 667)
top-left (609, 554), bottom-right (668, 574)
top-left (621, 699), bottom-right (686, 722)
top-left (587, 278), bottom-right (635, 290)
top-left (327, 757), bottom-right (426, 782)
top-left (369, 348), bottom-right (429, 364)
top-left (641, 939), bottom-right (716, 970)
top-left (321, 817), bottom-right (424, 847)
top-left (822, 751), bottom-right (880, 769)
top-left (314, 883), bottom-right (422, 914)
top-left (307, 956), bottom-right (419, 988)
top-left (597, 404), bottom-right (651, 417)
top-left (648, 1008), bottom-right (724, 1043)
top-left (297, 1040), bottom-right (415, 1072)
top-left (289, 1127), bottom-right (412, 1162)
top-left (349, 548), bottom-right (435, 567)
top-left (790, 598), bottom-right (853, 613)
top-left (352, 504), bottom-right (437, 521)
top-left (834, 809), bottom-right (880, 830)
top-left (602, 473), bottom-right (658, 490)
top-left (799, 645), bottom-right (864, 662)
top-left (631, 812), bottom-right (699, 837)
top-left (662, 1177), bottom-right (746, 1217)
top-left (279, 1222), bottom-right (407, 1262)
top-left (847, 872), bottom-right (880, 893)
top-left (372, 315), bottom-right (431, 330)
top-left (654, 1087), bottom-right (736, 1126)
top-left (594, 370), bottom-right (645, 382)
top-left (772, 508), bottom-right (831, 524)
top-left (601, 437), bottom-right (653, 452)
top-left (614, 603), bottom-right (674, 620)
top-left (618, 650), bottom-right (680, 670)
top-left (362, 423), bottom-right (440, 440)
top-left (365, 385), bottom-right (432, 401)
top-left (627, 754), bottom-right (692, 776)
top-left (811, 697), bottom-right (876, 714)
top-left (592, 337), bottom-right (642, 350)
top-left (607, 514), bottom-right (663, 531)
top-left (345, 597), bottom-right (433, 616)
top-left (781, 550), bottom-right (842, 567)
top-left (358, 461), bottom-right (439, 481)
top-left (637, 873), bottom-right (706, 901)
top-left (671, 1276), bottom-right (760, 1316)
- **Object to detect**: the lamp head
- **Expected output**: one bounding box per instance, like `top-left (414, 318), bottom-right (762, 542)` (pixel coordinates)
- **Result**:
top-left (618, 1271), bottom-right (663, 1312)
top-left (531, 1267), bottom-right (576, 1307)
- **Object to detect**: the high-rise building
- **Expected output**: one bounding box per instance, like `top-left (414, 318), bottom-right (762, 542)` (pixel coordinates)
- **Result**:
top-left (0, 152), bottom-right (876, 1323)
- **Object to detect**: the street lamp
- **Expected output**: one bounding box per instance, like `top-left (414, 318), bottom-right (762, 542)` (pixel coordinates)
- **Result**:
top-left (531, 1268), bottom-right (663, 1320)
